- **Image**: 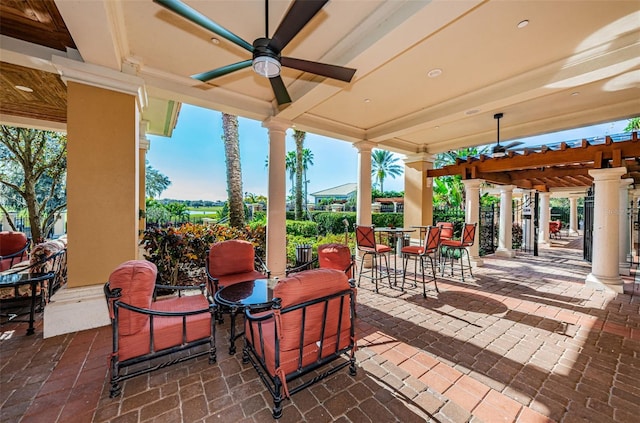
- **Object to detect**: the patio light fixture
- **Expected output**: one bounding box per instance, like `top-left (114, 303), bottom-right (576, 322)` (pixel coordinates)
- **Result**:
top-left (252, 56), bottom-right (281, 78)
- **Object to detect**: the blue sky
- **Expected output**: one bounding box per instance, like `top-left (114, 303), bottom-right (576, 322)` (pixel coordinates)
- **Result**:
top-left (147, 103), bottom-right (630, 201)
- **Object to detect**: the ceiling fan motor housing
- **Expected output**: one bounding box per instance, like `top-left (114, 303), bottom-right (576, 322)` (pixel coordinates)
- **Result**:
top-left (252, 38), bottom-right (280, 62)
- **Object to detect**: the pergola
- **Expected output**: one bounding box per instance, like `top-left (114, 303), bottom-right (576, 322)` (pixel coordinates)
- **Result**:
top-left (0, 1), bottom-right (638, 336)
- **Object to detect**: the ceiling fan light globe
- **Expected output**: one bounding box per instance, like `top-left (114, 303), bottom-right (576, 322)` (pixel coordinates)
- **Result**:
top-left (253, 56), bottom-right (281, 78)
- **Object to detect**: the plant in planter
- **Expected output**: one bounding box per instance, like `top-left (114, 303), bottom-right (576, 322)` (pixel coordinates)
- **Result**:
top-left (141, 223), bottom-right (266, 285)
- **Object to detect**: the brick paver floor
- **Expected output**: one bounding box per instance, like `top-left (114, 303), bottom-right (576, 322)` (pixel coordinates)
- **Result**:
top-left (1, 235), bottom-right (639, 422)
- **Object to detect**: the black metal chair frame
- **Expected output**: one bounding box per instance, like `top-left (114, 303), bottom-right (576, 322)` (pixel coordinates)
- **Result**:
top-left (104, 282), bottom-right (216, 398)
top-left (0, 248), bottom-right (67, 334)
top-left (440, 223), bottom-right (476, 282)
top-left (401, 226), bottom-right (441, 298)
top-left (243, 280), bottom-right (357, 419)
top-left (355, 225), bottom-right (392, 293)
top-left (205, 248), bottom-right (270, 322)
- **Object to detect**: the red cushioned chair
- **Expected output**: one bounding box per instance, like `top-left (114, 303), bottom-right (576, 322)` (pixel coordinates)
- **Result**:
top-left (244, 269), bottom-right (357, 419)
top-left (318, 243), bottom-right (355, 278)
top-left (355, 225), bottom-right (391, 293)
top-left (550, 220), bottom-right (562, 239)
top-left (206, 239), bottom-right (269, 322)
top-left (104, 260), bottom-right (216, 397)
top-left (0, 231), bottom-right (30, 272)
top-left (401, 225), bottom-right (440, 298)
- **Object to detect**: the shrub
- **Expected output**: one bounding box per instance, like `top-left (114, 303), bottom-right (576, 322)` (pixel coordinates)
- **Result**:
top-left (141, 222), bottom-right (266, 285)
top-left (286, 220), bottom-right (318, 236)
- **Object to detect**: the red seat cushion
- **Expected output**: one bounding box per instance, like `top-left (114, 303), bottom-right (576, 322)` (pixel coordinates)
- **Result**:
top-left (273, 269), bottom-right (352, 352)
top-left (358, 244), bottom-right (391, 254)
top-left (318, 243), bottom-right (352, 278)
top-left (216, 270), bottom-right (267, 288)
top-left (108, 260), bottom-right (157, 335)
top-left (401, 245), bottom-right (425, 255)
top-left (208, 240), bottom-right (257, 277)
top-left (440, 239), bottom-right (463, 248)
top-left (118, 294), bottom-right (211, 362)
top-left (0, 232), bottom-right (28, 271)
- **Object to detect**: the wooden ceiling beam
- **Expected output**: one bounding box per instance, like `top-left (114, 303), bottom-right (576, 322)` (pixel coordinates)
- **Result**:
top-left (428, 135), bottom-right (639, 177)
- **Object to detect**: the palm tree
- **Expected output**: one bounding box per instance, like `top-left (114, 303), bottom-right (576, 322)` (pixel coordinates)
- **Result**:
top-left (433, 147), bottom-right (486, 208)
top-left (285, 151), bottom-right (296, 198)
top-left (371, 149), bottom-right (402, 193)
top-left (221, 113), bottom-right (245, 228)
top-left (302, 148), bottom-right (314, 209)
top-left (293, 130), bottom-right (305, 220)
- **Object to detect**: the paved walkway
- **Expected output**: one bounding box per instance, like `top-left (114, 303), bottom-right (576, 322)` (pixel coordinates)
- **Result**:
top-left (1, 237), bottom-right (639, 422)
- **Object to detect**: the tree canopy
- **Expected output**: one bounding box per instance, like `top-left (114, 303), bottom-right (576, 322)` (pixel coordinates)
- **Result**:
top-left (0, 125), bottom-right (67, 241)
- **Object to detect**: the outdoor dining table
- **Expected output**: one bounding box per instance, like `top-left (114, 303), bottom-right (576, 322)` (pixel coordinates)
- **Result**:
top-left (0, 271), bottom-right (54, 335)
top-left (374, 227), bottom-right (416, 286)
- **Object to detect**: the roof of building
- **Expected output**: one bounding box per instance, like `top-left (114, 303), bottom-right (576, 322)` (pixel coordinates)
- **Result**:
top-left (310, 183), bottom-right (357, 197)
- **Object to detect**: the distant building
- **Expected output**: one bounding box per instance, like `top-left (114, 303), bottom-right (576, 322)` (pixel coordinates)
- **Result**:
top-left (310, 183), bottom-right (357, 204)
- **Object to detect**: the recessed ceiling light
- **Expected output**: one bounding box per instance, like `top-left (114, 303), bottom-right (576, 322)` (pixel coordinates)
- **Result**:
top-left (427, 68), bottom-right (442, 78)
top-left (465, 109), bottom-right (480, 115)
top-left (364, 98), bottom-right (371, 103)
top-left (211, 37), bottom-right (220, 44)
top-left (14, 85), bottom-right (33, 93)
top-left (571, 91), bottom-right (580, 96)
top-left (517, 20), bottom-right (529, 29)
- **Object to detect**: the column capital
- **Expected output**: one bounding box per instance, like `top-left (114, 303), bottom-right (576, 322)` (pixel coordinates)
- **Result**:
top-left (588, 167), bottom-right (627, 181)
top-left (620, 178), bottom-right (634, 188)
top-left (262, 117), bottom-right (291, 133)
top-left (462, 179), bottom-right (483, 190)
top-left (404, 153), bottom-right (435, 164)
top-left (353, 140), bottom-right (377, 153)
top-left (52, 56), bottom-right (147, 111)
top-left (539, 191), bottom-right (551, 198)
top-left (499, 185), bottom-right (515, 193)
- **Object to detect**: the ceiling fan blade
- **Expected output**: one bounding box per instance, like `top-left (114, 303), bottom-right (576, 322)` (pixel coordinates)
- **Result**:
top-left (281, 57), bottom-right (356, 82)
top-left (269, 76), bottom-right (292, 106)
top-left (505, 141), bottom-right (525, 149)
top-left (191, 60), bottom-right (252, 82)
top-left (268, 0), bottom-right (328, 53)
top-left (154, 0), bottom-right (254, 52)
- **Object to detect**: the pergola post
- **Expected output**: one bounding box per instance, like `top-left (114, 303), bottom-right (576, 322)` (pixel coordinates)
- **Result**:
top-left (353, 141), bottom-right (376, 226)
top-left (585, 167), bottom-right (627, 293)
top-left (496, 185), bottom-right (516, 258)
top-left (462, 179), bottom-right (484, 267)
top-left (538, 192), bottom-right (551, 245)
top-left (263, 118), bottom-right (291, 279)
top-left (403, 154), bottom-right (434, 244)
top-left (619, 178), bottom-right (634, 276)
top-left (568, 193), bottom-right (582, 236)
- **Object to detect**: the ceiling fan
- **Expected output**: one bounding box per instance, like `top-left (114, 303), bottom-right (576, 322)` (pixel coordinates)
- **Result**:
top-left (491, 113), bottom-right (523, 157)
top-left (154, 0), bottom-right (357, 107)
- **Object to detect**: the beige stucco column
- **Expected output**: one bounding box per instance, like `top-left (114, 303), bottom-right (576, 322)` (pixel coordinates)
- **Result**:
top-left (522, 190), bottom-right (535, 251)
top-left (45, 57), bottom-right (146, 337)
top-left (353, 141), bottom-right (376, 226)
top-left (619, 178), bottom-right (634, 276)
top-left (139, 121), bottom-right (150, 240)
top-left (403, 154), bottom-right (434, 243)
top-left (568, 193), bottom-right (581, 236)
top-left (496, 185), bottom-right (516, 258)
top-left (538, 192), bottom-right (551, 245)
top-left (585, 167), bottom-right (627, 293)
top-left (462, 179), bottom-right (484, 267)
top-left (263, 118), bottom-right (291, 278)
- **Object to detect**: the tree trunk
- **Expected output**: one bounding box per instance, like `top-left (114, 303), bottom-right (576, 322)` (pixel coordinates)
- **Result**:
top-left (294, 130), bottom-right (305, 220)
top-left (221, 113), bottom-right (245, 228)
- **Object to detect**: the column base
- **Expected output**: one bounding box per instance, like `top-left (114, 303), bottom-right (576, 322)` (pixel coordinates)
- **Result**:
top-left (585, 273), bottom-right (624, 294)
top-left (569, 229), bottom-right (580, 236)
top-left (44, 284), bottom-right (110, 338)
top-left (470, 256), bottom-right (484, 267)
top-left (619, 262), bottom-right (631, 276)
top-left (495, 248), bottom-right (517, 258)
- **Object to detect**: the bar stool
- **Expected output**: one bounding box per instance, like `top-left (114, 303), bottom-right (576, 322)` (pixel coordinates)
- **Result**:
top-left (401, 225), bottom-right (440, 298)
top-left (440, 223), bottom-right (477, 282)
top-left (355, 225), bottom-right (392, 293)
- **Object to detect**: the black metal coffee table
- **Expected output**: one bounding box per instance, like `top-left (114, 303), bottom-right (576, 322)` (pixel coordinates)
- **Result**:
top-left (0, 272), bottom-right (54, 335)
top-left (213, 279), bottom-right (275, 355)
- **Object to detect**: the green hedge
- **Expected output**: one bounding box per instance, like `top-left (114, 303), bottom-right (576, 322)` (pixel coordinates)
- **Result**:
top-left (286, 220), bottom-right (318, 236)
top-left (309, 211), bottom-right (404, 235)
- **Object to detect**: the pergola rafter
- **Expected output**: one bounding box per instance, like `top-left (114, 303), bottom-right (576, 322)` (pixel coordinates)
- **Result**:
top-left (428, 133), bottom-right (640, 191)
